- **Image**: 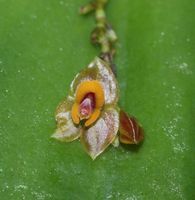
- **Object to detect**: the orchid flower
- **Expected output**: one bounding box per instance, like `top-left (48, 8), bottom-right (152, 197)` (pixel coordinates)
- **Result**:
top-left (52, 57), bottom-right (143, 159)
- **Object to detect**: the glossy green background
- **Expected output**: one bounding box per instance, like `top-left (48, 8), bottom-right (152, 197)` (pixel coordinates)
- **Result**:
top-left (0, 0), bottom-right (194, 199)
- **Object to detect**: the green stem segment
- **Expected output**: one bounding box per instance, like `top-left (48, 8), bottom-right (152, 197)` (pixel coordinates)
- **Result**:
top-left (80, 0), bottom-right (117, 74)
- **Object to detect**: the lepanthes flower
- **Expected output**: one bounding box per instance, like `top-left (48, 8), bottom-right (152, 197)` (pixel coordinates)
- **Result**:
top-left (52, 57), bottom-right (143, 159)
top-left (52, 57), bottom-right (119, 159)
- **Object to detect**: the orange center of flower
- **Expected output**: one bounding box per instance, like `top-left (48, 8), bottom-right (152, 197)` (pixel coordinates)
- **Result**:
top-left (71, 80), bottom-right (104, 127)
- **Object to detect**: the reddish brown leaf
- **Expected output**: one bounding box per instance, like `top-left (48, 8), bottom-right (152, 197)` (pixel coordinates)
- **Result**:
top-left (119, 110), bottom-right (144, 144)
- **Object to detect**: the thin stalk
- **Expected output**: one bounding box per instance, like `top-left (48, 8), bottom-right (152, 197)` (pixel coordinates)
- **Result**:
top-left (80, 0), bottom-right (117, 75)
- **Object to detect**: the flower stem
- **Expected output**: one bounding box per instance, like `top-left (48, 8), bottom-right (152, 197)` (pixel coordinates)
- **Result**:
top-left (80, 0), bottom-right (117, 75)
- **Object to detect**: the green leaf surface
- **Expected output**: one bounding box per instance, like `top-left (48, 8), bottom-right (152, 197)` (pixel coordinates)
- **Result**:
top-left (0, 0), bottom-right (194, 199)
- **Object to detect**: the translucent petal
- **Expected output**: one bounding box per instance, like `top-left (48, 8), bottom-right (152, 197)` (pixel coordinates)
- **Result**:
top-left (52, 96), bottom-right (80, 142)
top-left (52, 116), bottom-right (80, 142)
top-left (55, 95), bottom-right (74, 125)
top-left (70, 57), bottom-right (119, 105)
top-left (81, 107), bottom-right (119, 160)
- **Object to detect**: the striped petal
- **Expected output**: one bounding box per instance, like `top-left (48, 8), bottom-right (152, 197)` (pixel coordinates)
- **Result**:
top-left (70, 57), bottom-right (119, 105)
top-left (81, 107), bottom-right (119, 160)
top-left (52, 96), bottom-right (80, 142)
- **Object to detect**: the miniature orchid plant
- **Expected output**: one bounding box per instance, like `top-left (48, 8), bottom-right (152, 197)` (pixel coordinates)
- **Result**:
top-left (52, 0), bottom-right (143, 160)
top-left (52, 57), bottom-right (143, 159)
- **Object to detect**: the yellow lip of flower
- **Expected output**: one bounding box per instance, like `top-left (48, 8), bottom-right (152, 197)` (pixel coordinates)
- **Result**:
top-left (71, 80), bottom-right (104, 127)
